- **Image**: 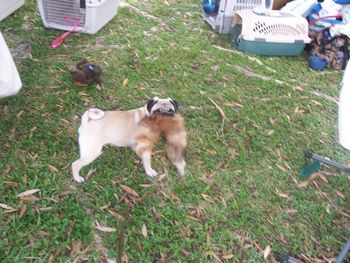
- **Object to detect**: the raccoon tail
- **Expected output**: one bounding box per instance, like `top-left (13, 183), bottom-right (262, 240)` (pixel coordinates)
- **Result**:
top-left (166, 131), bottom-right (187, 176)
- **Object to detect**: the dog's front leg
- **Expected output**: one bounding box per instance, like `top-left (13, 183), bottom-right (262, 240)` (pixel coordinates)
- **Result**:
top-left (141, 150), bottom-right (158, 177)
top-left (134, 146), bottom-right (158, 177)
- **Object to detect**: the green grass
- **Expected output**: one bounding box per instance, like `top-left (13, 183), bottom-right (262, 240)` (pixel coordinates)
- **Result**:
top-left (1, 0), bottom-right (350, 262)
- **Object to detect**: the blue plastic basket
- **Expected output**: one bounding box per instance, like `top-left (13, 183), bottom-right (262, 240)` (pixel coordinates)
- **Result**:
top-left (308, 56), bottom-right (327, 71)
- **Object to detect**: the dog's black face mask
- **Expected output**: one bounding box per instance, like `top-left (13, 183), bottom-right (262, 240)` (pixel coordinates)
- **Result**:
top-left (147, 97), bottom-right (179, 116)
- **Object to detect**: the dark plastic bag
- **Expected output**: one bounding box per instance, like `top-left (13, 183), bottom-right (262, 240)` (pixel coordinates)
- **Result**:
top-left (309, 28), bottom-right (349, 70)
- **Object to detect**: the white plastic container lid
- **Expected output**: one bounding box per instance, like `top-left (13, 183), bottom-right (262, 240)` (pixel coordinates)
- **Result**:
top-left (339, 60), bottom-right (350, 150)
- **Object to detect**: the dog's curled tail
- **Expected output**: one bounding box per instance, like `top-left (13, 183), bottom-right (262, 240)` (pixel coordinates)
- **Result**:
top-left (87, 108), bottom-right (105, 120)
top-left (80, 108), bottom-right (105, 127)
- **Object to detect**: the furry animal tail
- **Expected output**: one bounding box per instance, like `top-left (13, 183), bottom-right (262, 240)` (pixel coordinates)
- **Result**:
top-left (165, 130), bottom-right (187, 162)
top-left (138, 114), bottom-right (187, 175)
top-left (163, 115), bottom-right (187, 176)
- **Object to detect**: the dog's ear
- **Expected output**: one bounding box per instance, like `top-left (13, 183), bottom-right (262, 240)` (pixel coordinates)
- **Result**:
top-left (147, 98), bottom-right (158, 113)
top-left (169, 99), bottom-right (179, 112)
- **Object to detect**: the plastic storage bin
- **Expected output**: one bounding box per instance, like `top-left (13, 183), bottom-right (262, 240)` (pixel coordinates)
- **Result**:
top-left (37, 0), bottom-right (119, 34)
top-left (281, 0), bottom-right (318, 17)
top-left (308, 55), bottom-right (327, 70)
top-left (230, 8), bottom-right (311, 56)
top-left (0, 0), bottom-right (25, 22)
top-left (203, 0), bottom-right (274, 34)
top-left (0, 32), bottom-right (22, 98)
top-left (339, 59), bottom-right (350, 150)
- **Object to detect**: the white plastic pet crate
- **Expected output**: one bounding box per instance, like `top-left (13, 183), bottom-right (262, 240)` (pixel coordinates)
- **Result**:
top-left (0, 0), bottom-right (25, 22)
top-left (230, 8), bottom-right (311, 56)
top-left (203, 0), bottom-right (274, 34)
top-left (37, 0), bottom-right (119, 34)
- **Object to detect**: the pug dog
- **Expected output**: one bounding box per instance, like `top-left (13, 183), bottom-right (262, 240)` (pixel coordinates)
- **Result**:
top-left (72, 97), bottom-right (187, 183)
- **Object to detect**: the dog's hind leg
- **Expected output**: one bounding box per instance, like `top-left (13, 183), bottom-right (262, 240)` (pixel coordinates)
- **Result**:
top-left (72, 143), bottom-right (103, 183)
top-left (166, 131), bottom-right (187, 176)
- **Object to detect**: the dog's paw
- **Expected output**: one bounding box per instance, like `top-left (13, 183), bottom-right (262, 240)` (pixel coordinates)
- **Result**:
top-left (146, 168), bottom-right (158, 177)
top-left (177, 168), bottom-right (185, 176)
top-left (73, 176), bottom-right (85, 183)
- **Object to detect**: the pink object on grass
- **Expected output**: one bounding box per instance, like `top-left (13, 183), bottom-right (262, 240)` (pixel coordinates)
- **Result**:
top-left (51, 21), bottom-right (79, 48)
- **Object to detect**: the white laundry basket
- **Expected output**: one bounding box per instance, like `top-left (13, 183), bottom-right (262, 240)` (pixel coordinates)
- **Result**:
top-left (231, 8), bottom-right (311, 56)
top-left (203, 0), bottom-right (274, 34)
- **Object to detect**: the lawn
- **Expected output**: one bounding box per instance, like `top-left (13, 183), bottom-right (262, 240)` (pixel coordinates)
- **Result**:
top-left (1, 0), bottom-right (350, 262)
